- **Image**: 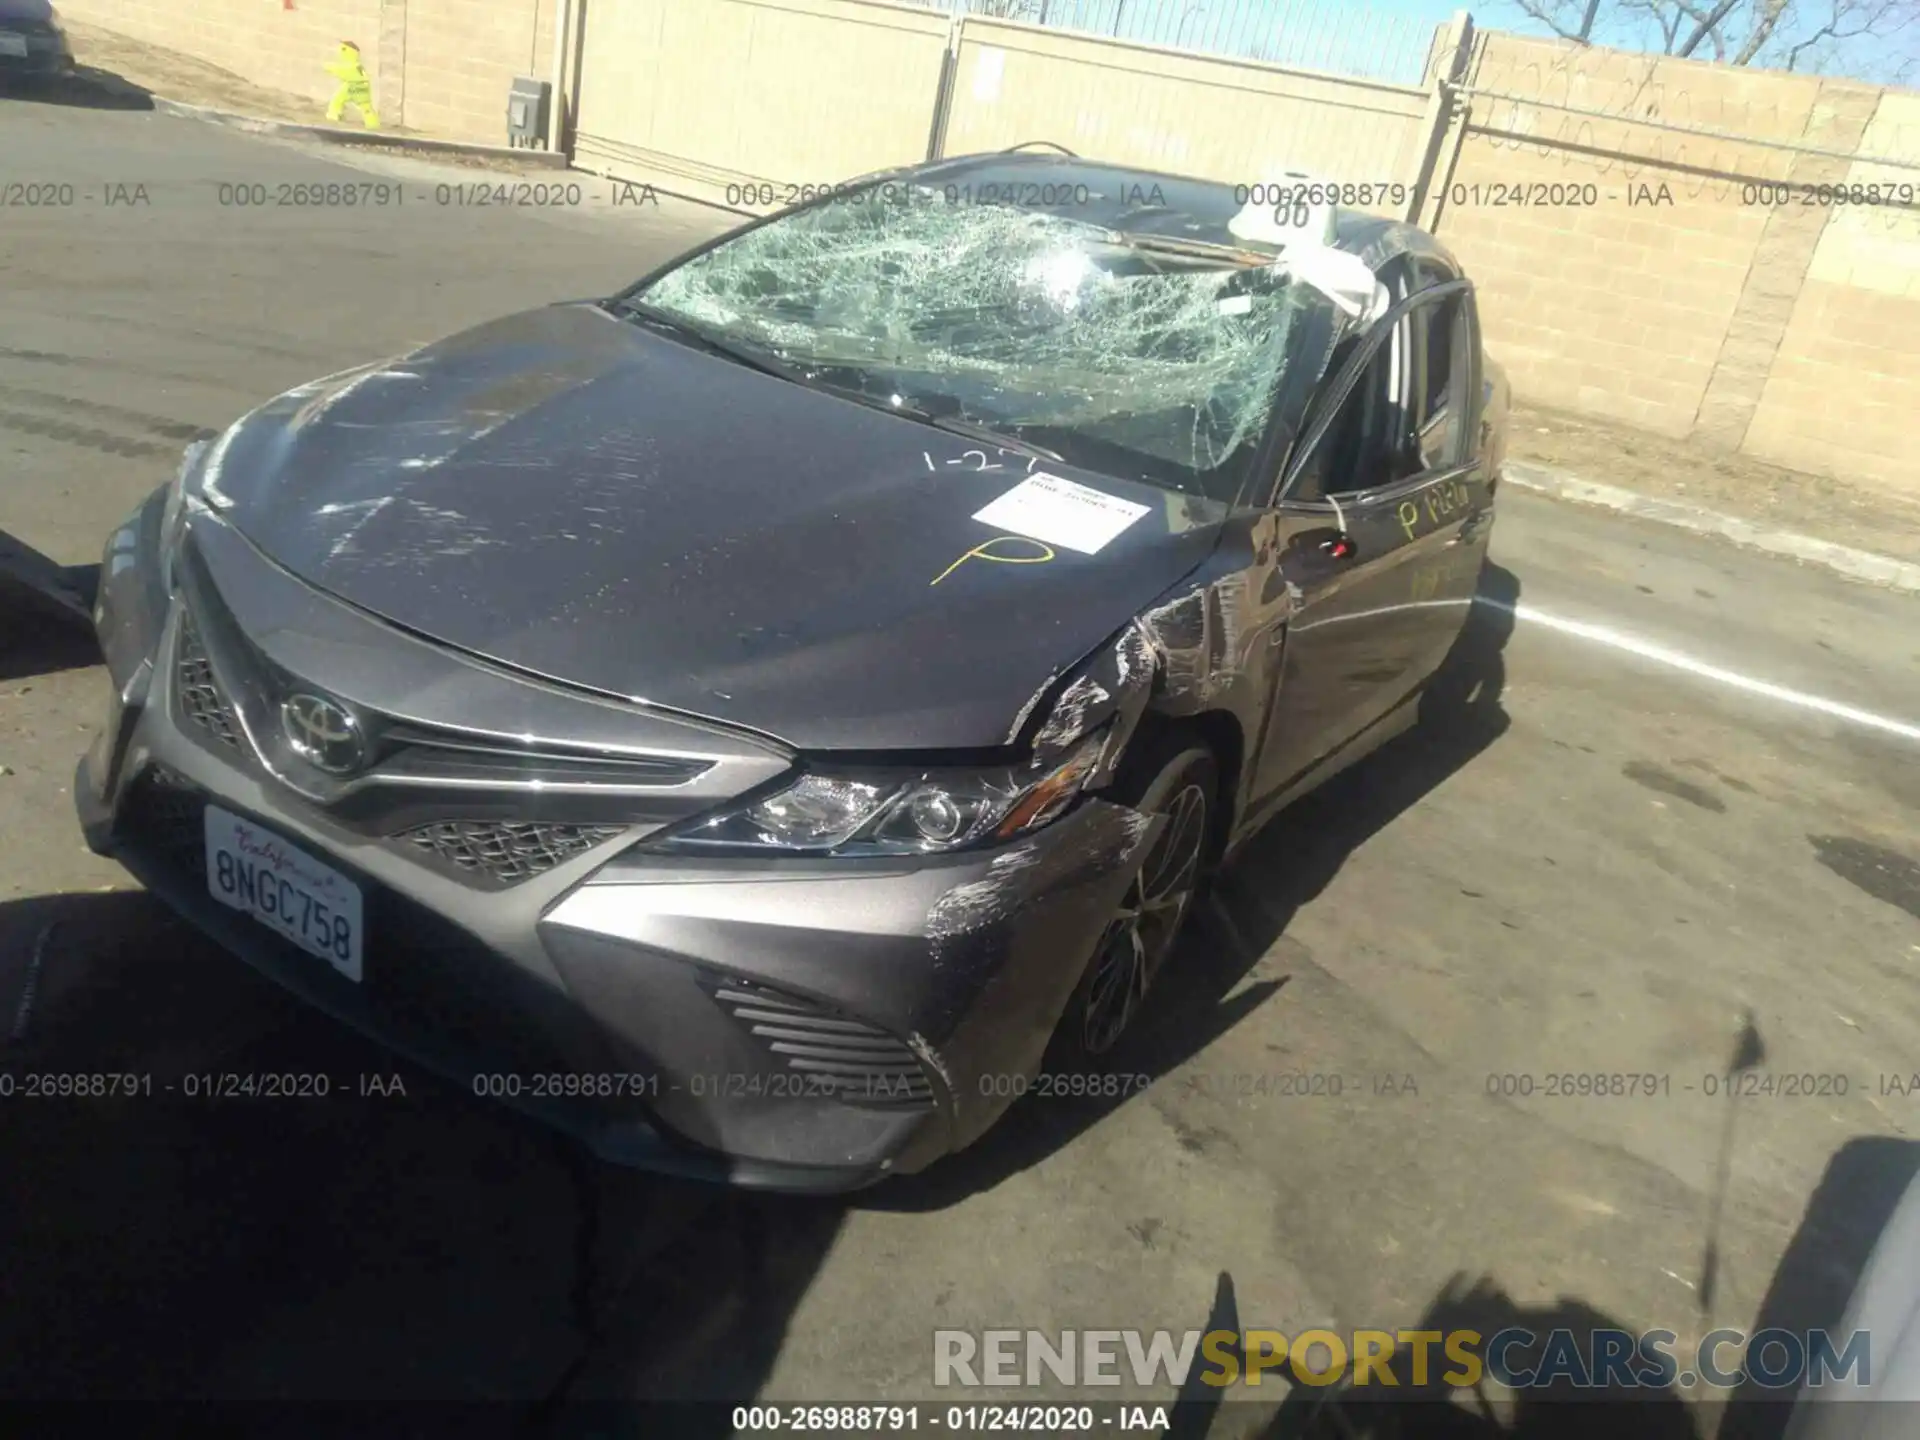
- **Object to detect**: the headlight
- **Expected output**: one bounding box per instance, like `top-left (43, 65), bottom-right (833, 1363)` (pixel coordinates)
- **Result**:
top-left (647, 729), bottom-right (1107, 856)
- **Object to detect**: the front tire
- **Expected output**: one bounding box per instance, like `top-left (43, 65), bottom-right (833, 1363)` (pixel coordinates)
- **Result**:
top-left (1046, 735), bottom-right (1216, 1072)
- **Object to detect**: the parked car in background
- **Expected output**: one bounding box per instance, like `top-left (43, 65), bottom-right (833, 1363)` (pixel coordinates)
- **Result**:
top-left (0, 1), bottom-right (74, 85)
top-left (77, 151), bottom-right (1507, 1191)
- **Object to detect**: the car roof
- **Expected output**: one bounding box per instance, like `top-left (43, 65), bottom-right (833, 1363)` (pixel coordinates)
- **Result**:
top-left (899, 150), bottom-right (1461, 284)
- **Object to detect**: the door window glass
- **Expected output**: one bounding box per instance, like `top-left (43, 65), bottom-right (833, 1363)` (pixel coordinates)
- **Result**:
top-left (1306, 314), bottom-right (1420, 497)
top-left (1414, 295), bottom-right (1471, 470)
top-left (1291, 289), bottom-right (1472, 501)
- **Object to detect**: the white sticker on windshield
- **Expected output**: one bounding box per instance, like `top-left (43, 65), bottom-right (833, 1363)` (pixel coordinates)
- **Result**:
top-left (972, 473), bottom-right (1151, 555)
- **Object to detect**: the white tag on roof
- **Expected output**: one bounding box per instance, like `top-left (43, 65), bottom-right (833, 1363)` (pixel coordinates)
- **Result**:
top-left (1229, 171), bottom-right (1390, 323)
top-left (1228, 171), bottom-right (1337, 248)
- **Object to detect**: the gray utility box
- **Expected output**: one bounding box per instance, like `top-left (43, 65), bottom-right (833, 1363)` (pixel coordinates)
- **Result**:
top-left (507, 76), bottom-right (551, 148)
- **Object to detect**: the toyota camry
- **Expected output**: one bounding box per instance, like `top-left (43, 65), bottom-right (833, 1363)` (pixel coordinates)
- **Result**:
top-left (78, 151), bottom-right (1507, 1190)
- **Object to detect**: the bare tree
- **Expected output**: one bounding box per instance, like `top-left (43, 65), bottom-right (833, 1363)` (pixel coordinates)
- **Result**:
top-left (1504, 0), bottom-right (1918, 77)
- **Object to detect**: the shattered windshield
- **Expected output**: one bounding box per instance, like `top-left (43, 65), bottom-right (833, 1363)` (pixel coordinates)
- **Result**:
top-left (626, 187), bottom-right (1341, 500)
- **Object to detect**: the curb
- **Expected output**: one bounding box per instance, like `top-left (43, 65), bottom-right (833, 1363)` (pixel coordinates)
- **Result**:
top-left (72, 69), bottom-right (567, 168)
top-left (151, 96), bottom-right (571, 167)
top-left (1502, 461), bottom-right (1920, 596)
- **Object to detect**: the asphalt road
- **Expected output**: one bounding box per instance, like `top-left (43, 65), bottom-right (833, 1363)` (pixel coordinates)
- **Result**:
top-left (4, 96), bottom-right (1919, 1434)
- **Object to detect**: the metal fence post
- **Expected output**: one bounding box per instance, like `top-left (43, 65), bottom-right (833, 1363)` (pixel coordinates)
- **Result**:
top-left (1404, 10), bottom-right (1474, 227)
top-left (548, 0), bottom-right (574, 153)
top-left (925, 0), bottom-right (967, 162)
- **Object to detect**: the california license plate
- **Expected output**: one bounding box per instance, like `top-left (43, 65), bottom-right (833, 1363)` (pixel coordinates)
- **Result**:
top-left (0, 35), bottom-right (29, 57)
top-left (205, 805), bottom-right (364, 982)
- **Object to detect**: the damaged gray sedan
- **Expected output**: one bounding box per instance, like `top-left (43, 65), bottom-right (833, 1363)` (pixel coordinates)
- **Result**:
top-left (77, 152), bottom-right (1507, 1190)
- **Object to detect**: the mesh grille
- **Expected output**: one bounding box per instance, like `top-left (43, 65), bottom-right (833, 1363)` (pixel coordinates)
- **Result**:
top-left (175, 613), bottom-right (242, 750)
top-left (714, 982), bottom-right (934, 1109)
top-left (396, 819), bottom-right (628, 888)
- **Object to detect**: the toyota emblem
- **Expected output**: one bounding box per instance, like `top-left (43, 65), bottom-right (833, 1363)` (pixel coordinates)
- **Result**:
top-left (280, 692), bottom-right (365, 775)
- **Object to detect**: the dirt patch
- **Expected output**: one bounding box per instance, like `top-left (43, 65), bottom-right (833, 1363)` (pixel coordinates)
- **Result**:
top-left (60, 23), bottom-right (571, 177)
top-left (62, 20), bottom-right (390, 132)
top-left (1509, 402), bottom-right (1920, 567)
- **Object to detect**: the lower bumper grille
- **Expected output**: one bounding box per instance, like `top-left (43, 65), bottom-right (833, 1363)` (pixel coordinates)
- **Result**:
top-left (396, 819), bottom-right (628, 889)
top-left (714, 981), bottom-right (934, 1109)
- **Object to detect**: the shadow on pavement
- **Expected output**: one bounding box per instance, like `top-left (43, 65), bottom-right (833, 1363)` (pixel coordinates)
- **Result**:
top-left (878, 563), bottom-right (1521, 1208)
top-left (1718, 1135), bottom-right (1920, 1440)
top-left (0, 65), bottom-right (154, 110)
top-left (0, 618), bottom-right (98, 683)
top-left (1154, 1270), bottom-right (1702, 1440)
top-left (2, 549), bottom-right (100, 681)
top-left (1152, 1132), bottom-right (1919, 1440)
top-left (1246, 1274), bottom-right (1702, 1440)
top-left (0, 889), bottom-right (841, 1430)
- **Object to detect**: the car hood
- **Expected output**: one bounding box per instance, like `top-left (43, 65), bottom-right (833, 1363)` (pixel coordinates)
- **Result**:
top-left (204, 303), bottom-right (1226, 752)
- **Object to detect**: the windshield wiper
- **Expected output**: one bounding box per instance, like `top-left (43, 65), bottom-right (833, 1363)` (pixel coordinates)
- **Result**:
top-left (609, 300), bottom-right (810, 384)
top-left (781, 369), bottom-right (1065, 463)
top-left (893, 406), bottom-right (1064, 463)
top-left (1049, 215), bottom-right (1270, 267)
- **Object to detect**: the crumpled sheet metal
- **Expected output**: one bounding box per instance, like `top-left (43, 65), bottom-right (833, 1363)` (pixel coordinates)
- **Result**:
top-left (1030, 671), bottom-right (1112, 756)
top-left (1021, 575), bottom-right (1242, 788)
top-left (1033, 619), bottom-right (1160, 790)
top-left (922, 799), bottom-right (1162, 951)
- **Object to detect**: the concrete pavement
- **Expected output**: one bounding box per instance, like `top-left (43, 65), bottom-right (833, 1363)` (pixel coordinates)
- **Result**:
top-left (4, 96), bottom-right (1918, 1431)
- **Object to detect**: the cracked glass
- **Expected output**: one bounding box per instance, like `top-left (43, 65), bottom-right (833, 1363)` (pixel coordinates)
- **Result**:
top-left (632, 187), bottom-right (1346, 501)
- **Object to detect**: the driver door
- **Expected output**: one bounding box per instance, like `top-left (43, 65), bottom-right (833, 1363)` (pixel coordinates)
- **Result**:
top-left (1246, 279), bottom-right (1483, 812)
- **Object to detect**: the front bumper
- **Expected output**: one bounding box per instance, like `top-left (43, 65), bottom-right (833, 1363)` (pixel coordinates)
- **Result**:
top-left (76, 493), bottom-right (1157, 1191)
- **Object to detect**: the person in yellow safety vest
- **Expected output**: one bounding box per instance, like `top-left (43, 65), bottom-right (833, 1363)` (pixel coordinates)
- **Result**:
top-left (324, 41), bottom-right (380, 129)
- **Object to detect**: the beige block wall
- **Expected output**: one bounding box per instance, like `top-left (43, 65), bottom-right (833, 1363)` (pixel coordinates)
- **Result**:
top-left (568, 0), bottom-right (951, 211)
top-left (1437, 33), bottom-right (1806, 438)
top-left (943, 18), bottom-right (1431, 189)
top-left (400, 0), bottom-right (555, 144)
top-left (55, 0), bottom-right (553, 144)
top-left (1742, 91), bottom-right (1920, 488)
top-left (57, 0), bottom-right (386, 111)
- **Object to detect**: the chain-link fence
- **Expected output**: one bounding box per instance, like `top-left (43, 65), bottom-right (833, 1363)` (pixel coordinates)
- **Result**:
top-left (909, 0), bottom-right (1439, 86)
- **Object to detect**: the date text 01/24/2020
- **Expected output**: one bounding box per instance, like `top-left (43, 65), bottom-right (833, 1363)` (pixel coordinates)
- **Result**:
top-left (0, 1073), bottom-right (407, 1098)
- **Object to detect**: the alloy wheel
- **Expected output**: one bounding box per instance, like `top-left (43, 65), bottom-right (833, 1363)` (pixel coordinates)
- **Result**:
top-left (1081, 779), bottom-right (1209, 1055)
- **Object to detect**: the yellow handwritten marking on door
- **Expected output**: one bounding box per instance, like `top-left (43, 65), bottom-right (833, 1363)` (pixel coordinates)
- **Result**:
top-left (1397, 482), bottom-right (1471, 542)
top-left (930, 535), bottom-right (1057, 586)
top-left (324, 41), bottom-right (381, 129)
top-left (1424, 480), bottom-right (1469, 525)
